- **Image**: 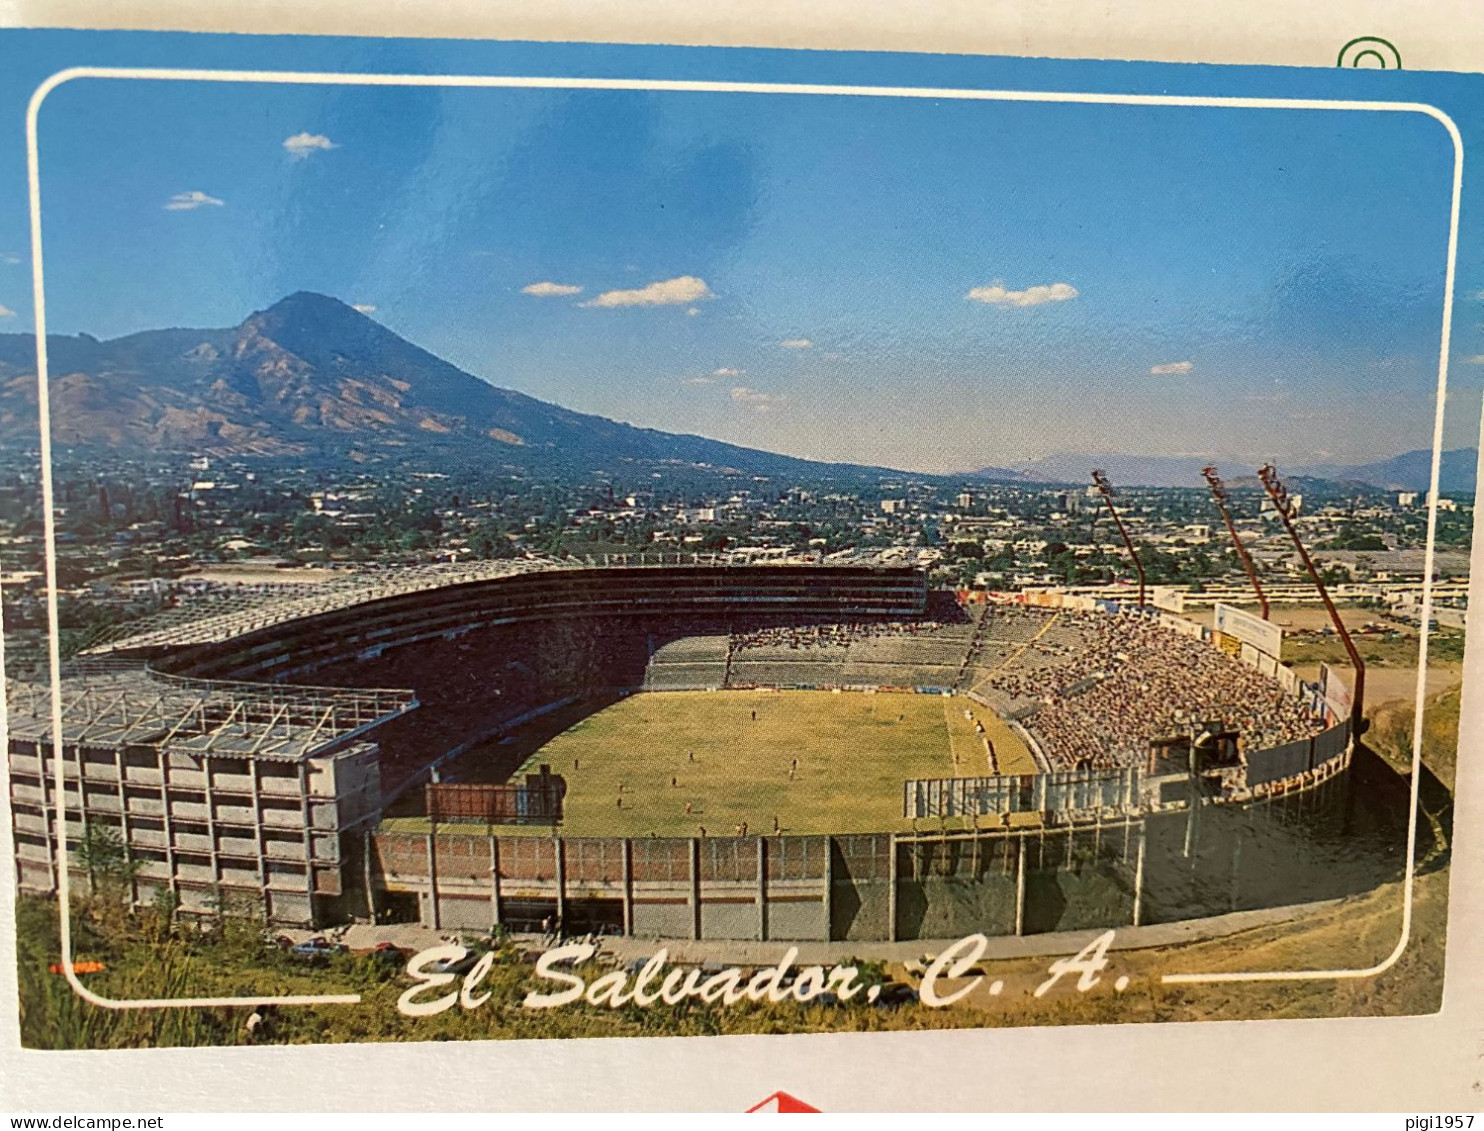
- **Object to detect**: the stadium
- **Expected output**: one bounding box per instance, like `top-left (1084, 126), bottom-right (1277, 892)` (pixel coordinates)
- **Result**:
top-left (7, 558), bottom-right (1391, 944)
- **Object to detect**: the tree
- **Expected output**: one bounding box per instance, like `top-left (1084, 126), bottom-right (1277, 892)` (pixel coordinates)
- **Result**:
top-left (467, 520), bottom-right (516, 560)
top-left (72, 824), bottom-right (140, 934)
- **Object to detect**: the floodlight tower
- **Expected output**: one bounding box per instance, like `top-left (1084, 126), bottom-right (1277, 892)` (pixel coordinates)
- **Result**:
top-left (1091, 470), bottom-right (1146, 608)
top-left (1257, 464), bottom-right (1366, 735)
top-left (1201, 466), bottom-right (1270, 620)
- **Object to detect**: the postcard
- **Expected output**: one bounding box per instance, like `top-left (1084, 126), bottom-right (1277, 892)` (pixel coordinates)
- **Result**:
top-left (0, 17), bottom-right (1480, 1113)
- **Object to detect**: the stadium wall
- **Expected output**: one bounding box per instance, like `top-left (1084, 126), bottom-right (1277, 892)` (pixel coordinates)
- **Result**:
top-left (145, 565), bottom-right (929, 683)
top-left (17, 567), bottom-right (1363, 934)
top-left (372, 762), bottom-right (1399, 943)
top-left (8, 732), bottom-right (385, 926)
top-left (368, 825), bottom-right (1145, 943)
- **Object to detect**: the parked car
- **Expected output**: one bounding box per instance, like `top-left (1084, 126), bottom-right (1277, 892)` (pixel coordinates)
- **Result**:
top-left (289, 937), bottom-right (350, 964)
top-left (368, 942), bottom-right (413, 966)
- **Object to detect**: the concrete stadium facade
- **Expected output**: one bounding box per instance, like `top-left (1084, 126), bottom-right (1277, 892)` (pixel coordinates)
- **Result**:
top-left (6, 563), bottom-right (928, 926)
top-left (8, 561), bottom-right (1384, 940)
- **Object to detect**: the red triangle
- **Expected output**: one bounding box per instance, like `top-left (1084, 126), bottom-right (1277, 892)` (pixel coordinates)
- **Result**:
top-left (747, 1092), bottom-right (821, 1113)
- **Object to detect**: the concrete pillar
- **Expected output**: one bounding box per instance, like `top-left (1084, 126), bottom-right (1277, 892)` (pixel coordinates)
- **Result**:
top-left (1132, 822), bottom-right (1147, 927)
top-left (689, 837), bottom-right (701, 940)
top-left (158, 748), bottom-right (179, 907)
top-left (886, 834), bottom-right (899, 943)
top-left (489, 835), bottom-right (502, 930)
top-left (1014, 835), bottom-right (1027, 936)
top-left (247, 759), bottom-right (270, 923)
top-left (1182, 791), bottom-right (1197, 859)
top-left (297, 762), bottom-right (315, 921)
top-left (757, 838), bottom-right (767, 942)
top-left (554, 837), bottom-right (566, 930)
top-left (426, 831), bottom-right (440, 930)
top-left (202, 754), bottom-right (221, 890)
top-left (363, 830), bottom-right (377, 922)
top-left (621, 838), bottom-right (634, 937)
top-left (822, 836), bottom-right (833, 941)
top-left (72, 744), bottom-right (91, 893)
top-left (40, 743), bottom-right (58, 894)
top-left (114, 746), bottom-right (135, 907)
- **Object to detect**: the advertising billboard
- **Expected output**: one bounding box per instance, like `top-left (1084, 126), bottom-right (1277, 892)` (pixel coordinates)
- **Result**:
top-left (1212, 601), bottom-right (1284, 659)
top-left (1320, 662), bottom-right (1354, 725)
top-left (1152, 586), bottom-right (1185, 614)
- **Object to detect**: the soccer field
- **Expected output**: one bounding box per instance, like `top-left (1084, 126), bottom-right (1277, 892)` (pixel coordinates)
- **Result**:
top-left (510, 689), bottom-right (1035, 837)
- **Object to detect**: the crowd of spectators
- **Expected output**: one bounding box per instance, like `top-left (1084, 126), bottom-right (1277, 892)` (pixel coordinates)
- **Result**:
top-left (975, 608), bottom-right (1322, 770)
top-left (729, 616), bottom-right (958, 656)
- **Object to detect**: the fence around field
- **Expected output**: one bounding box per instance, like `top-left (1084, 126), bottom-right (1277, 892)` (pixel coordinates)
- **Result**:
top-left (904, 765), bottom-right (1142, 820)
top-left (902, 721), bottom-right (1350, 820)
top-left (425, 779), bottom-right (565, 825)
top-left (1244, 720), bottom-right (1350, 788)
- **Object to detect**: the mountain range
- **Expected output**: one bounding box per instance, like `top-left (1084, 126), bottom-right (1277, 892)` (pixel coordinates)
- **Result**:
top-left (0, 292), bottom-right (1472, 494)
top-left (1296, 447), bottom-right (1478, 495)
top-left (0, 292), bottom-right (882, 480)
top-left (984, 448), bottom-right (1478, 493)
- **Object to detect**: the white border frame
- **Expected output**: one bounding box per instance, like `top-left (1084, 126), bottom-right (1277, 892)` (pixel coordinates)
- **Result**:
top-left (21, 65), bottom-right (1463, 1011)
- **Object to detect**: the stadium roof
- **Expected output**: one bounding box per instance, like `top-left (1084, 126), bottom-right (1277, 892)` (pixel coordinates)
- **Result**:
top-left (6, 665), bottom-right (416, 761)
top-left (82, 553), bottom-right (892, 655)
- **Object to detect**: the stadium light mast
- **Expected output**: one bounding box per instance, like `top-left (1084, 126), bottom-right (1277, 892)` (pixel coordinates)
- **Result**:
top-left (1257, 464), bottom-right (1366, 735)
top-left (1091, 469), bottom-right (1146, 608)
top-left (1201, 466), bottom-right (1270, 620)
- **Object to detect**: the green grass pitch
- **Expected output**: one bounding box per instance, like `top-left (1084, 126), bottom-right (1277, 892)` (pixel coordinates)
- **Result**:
top-left (508, 689), bottom-right (1035, 837)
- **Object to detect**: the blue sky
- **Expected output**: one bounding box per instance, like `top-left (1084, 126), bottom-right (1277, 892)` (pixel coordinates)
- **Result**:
top-left (0, 33), bottom-right (1481, 474)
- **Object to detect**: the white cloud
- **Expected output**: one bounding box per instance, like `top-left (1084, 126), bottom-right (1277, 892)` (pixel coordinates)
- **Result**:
top-left (0, 304), bottom-right (15, 317)
top-left (713, 367), bottom-right (743, 377)
top-left (1462, 354), bottom-right (1484, 364)
top-left (164, 190), bottom-right (224, 211)
top-left (780, 338), bottom-right (813, 350)
top-left (684, 376), bottom-right (715, 386)
top-left (730, 386), bottom-right (786, 413)
top-left (521, 281), bottom-right (583, 298)
top-left (283, 132), bottom-right (337, 159)
top-left (0, 252), bottom-right (19, 266)
top-left (965, 281), bottom-right (1078, 307)
top-left (686, 307), bottom-right (702, 317)
top-left (352, 303), bottom-right (377, 315)
top-left (1149, 360), bottom-right (1194, 375)
top-left (582, 275), bottom-right (713, 308)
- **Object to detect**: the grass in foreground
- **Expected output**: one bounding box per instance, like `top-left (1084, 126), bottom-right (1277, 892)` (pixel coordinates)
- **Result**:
top-left (14, 861), bottom-right (1448, 1048)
